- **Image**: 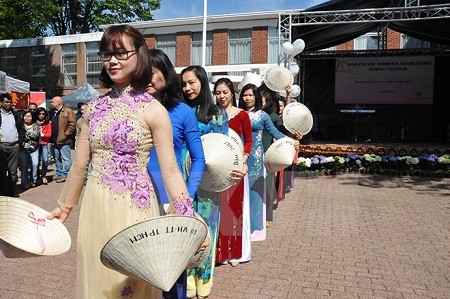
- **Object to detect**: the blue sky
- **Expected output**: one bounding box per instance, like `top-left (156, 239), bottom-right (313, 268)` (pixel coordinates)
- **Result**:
top-left (152, 0), bottom-right (328, 20)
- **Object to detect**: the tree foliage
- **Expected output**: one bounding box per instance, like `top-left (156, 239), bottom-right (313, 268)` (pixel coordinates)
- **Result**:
top-left (49, 0), bottom-right (161, 36)
top-left (0, 0), bottom-right (57, 39)
top-left (0, 0), bottom-right (161, 39)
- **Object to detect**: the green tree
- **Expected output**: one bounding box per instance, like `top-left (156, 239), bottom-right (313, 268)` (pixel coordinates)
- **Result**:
top-left (0, 0), bottom-right (161, 39)
top-left (0, 0), bottom-right (57, 39)
top-left (48, 0), bottom-right (161, 35)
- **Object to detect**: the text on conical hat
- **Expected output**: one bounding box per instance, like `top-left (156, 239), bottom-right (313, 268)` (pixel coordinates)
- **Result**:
top-left (129, 226), bottom-right (199, 244)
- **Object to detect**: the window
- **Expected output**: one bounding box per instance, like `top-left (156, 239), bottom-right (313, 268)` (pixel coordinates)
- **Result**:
top-left (86, 42), bottom-right (102, 86)
top-left (61, 44), bottom-right (77, 87)
top-left (157, 34), bottom-right (176, 65)
top-left (400, 34), bottom-right (430, 49)
top-left (268, 27), bottom-right (289, 64)
top-left (228, 29), bottom-right (252, 64)
top-left (319, 46), bottom-right (337, 51)
top-left (30, 46), bottom-right (46, 90)
top-left (354, 32), bottom-right (379, 50)
top-left (2, 48), bottom-right (17, 78)
top-left (192, 32), bottom-right (212, 66)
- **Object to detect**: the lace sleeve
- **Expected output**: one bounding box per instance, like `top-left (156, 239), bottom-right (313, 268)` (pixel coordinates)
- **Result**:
top-left (57, 112), bottom-right (91, 208)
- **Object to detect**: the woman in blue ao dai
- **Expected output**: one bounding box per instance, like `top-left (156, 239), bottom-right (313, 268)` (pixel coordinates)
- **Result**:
top-left (239, 83), bottom-right (297, 241)
top-left (181, 65), bottom-right (229, 299)
top-left (146, 49), bottom-right (205, 299)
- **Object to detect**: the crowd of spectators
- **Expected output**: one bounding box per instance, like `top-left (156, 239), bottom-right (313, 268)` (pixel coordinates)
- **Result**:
top-left (0, 93), bottom-right (83, 197)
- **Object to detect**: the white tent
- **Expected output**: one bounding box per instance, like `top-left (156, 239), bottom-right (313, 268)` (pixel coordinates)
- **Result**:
top-left (61, 83), bottom-right (101, 108)
top-left (0, 71), bottom-right (30, 94)
top-left (0, 71), bottom-right (5, 92)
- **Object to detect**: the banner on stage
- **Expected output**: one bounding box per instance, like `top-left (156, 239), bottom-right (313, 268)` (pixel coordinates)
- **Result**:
top-left (335, 56), bottom-right (434, 105)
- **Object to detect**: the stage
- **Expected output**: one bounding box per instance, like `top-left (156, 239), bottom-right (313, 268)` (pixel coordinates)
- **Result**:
top-left (299, 141), bottom-right (450, 157)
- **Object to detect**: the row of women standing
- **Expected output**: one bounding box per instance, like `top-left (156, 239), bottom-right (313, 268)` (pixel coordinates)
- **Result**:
top-left (47, 24), bottom-right (298, 299)
top-left (146, 50), bottom-right (299, 298)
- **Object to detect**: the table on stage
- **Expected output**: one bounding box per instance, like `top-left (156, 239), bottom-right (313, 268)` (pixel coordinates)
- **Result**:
top-left (340, 109), bottom-right (376, 142)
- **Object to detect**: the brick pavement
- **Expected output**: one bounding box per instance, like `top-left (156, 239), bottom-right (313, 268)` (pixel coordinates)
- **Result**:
top-left (1, 172), bottom-right (449, 298)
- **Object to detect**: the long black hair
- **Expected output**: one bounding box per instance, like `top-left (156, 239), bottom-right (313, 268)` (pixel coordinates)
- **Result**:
top-left (238, 83), bottom-right (263, 111)
top-left (36, 107), bottom-right (50, 124)
top-left (181, 65), bottom-right (220, 124)
top-left (148, 49), bottom-right (180, 109)
top-left (213, 77), bottom-right (237, 107)
top-left (260, 85), bottom-right (280, 115)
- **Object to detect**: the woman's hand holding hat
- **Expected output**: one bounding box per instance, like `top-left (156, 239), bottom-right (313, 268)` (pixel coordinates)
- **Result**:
top-left (192, 213), bottom-right (211, 261)
top-left (46, 205), bottom-right (72, 223)
top-left (284, 84), bottom-right (292, 95)
top-left (167, 197), bottom-right (211, 258)
top-left (293, 139), bottom-right (300, 150)
top-left (230, 164), bottom-right (248, 181)
top-left (286, 136), bottom-right (300, 150)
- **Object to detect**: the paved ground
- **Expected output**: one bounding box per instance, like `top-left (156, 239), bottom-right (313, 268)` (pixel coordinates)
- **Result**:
top-left (1, 170), bottom-right (449, 298)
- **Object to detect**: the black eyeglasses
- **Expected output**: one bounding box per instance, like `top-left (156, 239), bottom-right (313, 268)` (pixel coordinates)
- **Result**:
top-left (98, 50), bottom-right (137, 62)
top-left (38, 113), bottom-right (46, 115)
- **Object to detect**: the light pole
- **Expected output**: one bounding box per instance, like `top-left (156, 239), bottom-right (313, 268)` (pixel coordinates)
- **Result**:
top-left (201, 0), bottom-right (208, 67)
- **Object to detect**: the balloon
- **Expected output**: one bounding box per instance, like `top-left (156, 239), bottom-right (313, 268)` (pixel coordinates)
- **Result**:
top-left (282, 41), bottom-right (294, 55)
top-left (292, 39), bottom-right (305, 55)
top-left (289, 63), bottom-right (299, 76)
top-left (290, 85), bottom-right (301, 98)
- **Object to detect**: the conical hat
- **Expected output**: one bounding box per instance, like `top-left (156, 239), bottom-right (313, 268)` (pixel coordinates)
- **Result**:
top-left (228, 128), bottom-right (244, 154)
top-left (186, 214), bottom-right (210, 269)
top-left (264, 138), bottom-right (296, 173)
top-left (199, 133), bottom-right (243, 192)
top-left (238, 72), bottom-right (262, 92)
top-left (0, 196), bottom-right (71, 258)
top-left (263, 66), bottom-right (294, 92)
top-left (282, 102), bottom-right (313, 135)
top-left (100, 215), bottom-right (208, 292)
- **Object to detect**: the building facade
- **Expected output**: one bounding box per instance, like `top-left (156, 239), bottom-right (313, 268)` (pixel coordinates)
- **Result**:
top-left (0, 10), bottom-right (409, 98)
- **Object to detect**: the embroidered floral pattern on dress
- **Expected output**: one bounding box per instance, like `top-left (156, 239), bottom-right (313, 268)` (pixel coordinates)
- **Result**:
top-left (187, 197), bottom-right (219, 282)
top-left (88, 87), bottom-right (155, 209)
top-left (248, 111), bottom-right (265, 182)
top-left (172, 196), bottom-right (195, 216)
top-left (121, 285), bottom-right (132, 297)
top-left (117, 90), bottom-right (152, 110)
top-left (227, 108), bottom-right (243, 120)
top-left (102, 119), bottom-right (153, 209)
top-left (120, 278), bottom-right (137, 297)
top-left (88, 97), bottom-right (113, 134)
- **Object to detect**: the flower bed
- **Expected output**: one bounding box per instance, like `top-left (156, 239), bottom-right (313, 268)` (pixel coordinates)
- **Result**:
top-left (296, 153), bottom-right (450, 177)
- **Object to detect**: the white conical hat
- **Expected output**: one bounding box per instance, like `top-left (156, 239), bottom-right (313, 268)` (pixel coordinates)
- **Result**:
top-left (199, 133), bottom-right (243, 192)
top-left (0, 196), bottom-right (71, 258)
top-left (100, 215), bottom-right (208, 292)
top-left (186, 214), bottom-right (210, 269)
top-left (282, 102), bottom-right (313, 135)
top-left (264, 137), bottom-right (296, 173)
top-left (263, 66), bottom-right (294, 92)
top-left (238, 72), bottom-right (262, 92)
top-left (228, 128), bottom-right (244, 154)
